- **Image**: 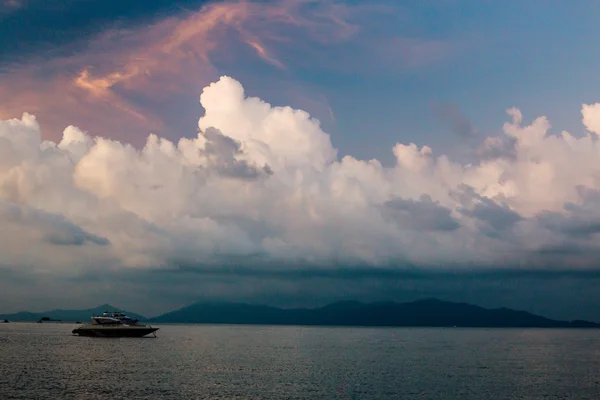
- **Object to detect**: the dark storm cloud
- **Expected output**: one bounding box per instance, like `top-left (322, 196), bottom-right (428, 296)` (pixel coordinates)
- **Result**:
top-left (539, 214), bottom-right (600, 238)
top-left (44, 229), bottom-right (110, 247)
top-left (452, 184), bottom-right (522, 238)
top-left (45, 264), bottom-right (600, 322)
top-left (157, 266), bottom-right (600, 323)
top-left (537, 190), bottom-right (600, 238)
top-left (536, 242), bottom-right (590, 256)
top-left (382, 195), bottom-right (460, 232)
top-left (3, 257), bottom-right (600, 321)
top-left (458, 197), bottom-right (523, 237)
top-left (0, 200), bottom-right (110, 246)
top-left (160, 262), bottom-right (600, 281)
top-left (0, 266), bottom-right (37, 284)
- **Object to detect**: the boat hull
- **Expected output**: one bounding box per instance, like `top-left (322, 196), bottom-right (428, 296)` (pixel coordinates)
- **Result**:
top-left (72, 325), bottom-right (158, 338)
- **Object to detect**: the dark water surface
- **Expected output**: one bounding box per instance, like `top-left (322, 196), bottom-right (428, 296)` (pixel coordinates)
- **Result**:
top-left (1, 323), bottom-right (599, 399)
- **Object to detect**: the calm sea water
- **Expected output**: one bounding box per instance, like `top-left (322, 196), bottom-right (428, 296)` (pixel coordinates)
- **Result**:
top-left (1, 323), bottom-right (599, 399)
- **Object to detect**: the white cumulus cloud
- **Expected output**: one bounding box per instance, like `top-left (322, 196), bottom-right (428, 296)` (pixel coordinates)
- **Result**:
top-left (582, 103), bottom-right (600, 136)
top-left (2, 76), bottom-right (600, 274)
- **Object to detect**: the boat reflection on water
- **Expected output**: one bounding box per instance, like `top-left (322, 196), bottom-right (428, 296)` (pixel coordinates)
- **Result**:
top-left (72, 311), bottom-right (158, 338)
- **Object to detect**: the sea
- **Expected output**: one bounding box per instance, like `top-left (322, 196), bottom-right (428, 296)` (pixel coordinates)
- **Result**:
top-left (1, 323), bottom-right (599, 399)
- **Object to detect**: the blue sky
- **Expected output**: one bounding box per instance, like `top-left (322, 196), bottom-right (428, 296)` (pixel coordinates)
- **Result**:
top-left (210, 0), bottom-right (600, 163)
top-left (303, 0), bottom-right (600, 161)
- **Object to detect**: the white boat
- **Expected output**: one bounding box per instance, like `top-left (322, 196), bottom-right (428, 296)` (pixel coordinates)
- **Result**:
top-left (72, 311), bottom-right (158, 338)
top-left (91, 311), bottom-right (139, 326)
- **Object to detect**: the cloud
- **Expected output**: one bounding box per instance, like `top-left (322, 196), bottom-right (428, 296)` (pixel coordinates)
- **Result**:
top-left (455, 185), bottom-right (523, 239)
top-left (582, 103), bottom-right (600, 136)
top-left (0, 200), bottom-right (109, 246)
top-left (537, 188), bottom-right (600, 239)
top-left (0, 0), bottom-right (367, 145)
top-left (201, 127), bottom-right (272, 180)
top-left (2, 76), bottom-right (600, 274)
top-left (432, 102), bottom-right (477, 138)
top-left (477, 135), bottom-right (517, 161)
top-left (382, 195), bottom-right (460, 232)
top-left (0, 0), bottom-right (464, 151)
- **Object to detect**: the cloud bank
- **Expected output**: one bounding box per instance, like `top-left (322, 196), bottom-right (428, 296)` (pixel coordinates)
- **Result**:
top-left (2, 76), bottom-right (600, 274)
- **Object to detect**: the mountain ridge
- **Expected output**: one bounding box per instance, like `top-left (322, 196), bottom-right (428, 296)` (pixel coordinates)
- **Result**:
top-left (1, 299), bottom-right (598, 328)
top-left (0, 304), bottom-right (146, 322)
top-left (148, 299), bottom-right (600, 328)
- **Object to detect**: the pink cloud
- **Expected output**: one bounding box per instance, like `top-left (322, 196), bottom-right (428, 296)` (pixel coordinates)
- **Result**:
top-left (0, 0), bottom-right (365, 144)
top-left (0, 0), bottom-right (465, 145)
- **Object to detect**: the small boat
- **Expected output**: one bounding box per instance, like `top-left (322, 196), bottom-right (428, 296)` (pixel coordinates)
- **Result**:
top-left (38, 317), bottom-right (62, 323)
top-left (72, 311), bottom-right (158, 338)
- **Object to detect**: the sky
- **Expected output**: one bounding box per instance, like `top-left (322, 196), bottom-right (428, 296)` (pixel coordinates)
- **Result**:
top-left (2, 0), bottom-right (600, 320)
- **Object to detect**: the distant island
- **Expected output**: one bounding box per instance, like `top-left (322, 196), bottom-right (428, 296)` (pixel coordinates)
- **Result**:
top-left (37, 316), bottom-right (61, 323)
top-left (0, 304), bottom-right (145, 324)
top-left (1, 299), bottom-right (599, 328)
